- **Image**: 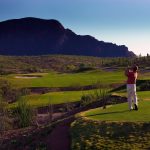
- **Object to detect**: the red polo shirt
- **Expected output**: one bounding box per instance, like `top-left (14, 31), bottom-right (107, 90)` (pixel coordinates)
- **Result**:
top-left (127, 71), bottom-right (137, 84)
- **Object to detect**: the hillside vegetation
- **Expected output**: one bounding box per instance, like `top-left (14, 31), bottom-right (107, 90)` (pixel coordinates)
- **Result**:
top-left (0, 55), bottom-right (150, 150)
top-left (0, 55), bottom-right (150, 108)
top-left (0, 55), bottom-right (150, 74)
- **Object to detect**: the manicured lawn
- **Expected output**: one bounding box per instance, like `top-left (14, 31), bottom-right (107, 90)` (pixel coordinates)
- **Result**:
top-left (2, 70), bottom-right (150, 89)
top-left (9, 90), bottom-right (150, 108)
top-left (1, 70), bottom-right (126, 88)
top-left (1, 69), bottom-right (150, 89)
top-left (81, 100), bottom-right (150, 122)
top-left (140, 72), bottom-right (150, 80)
top-left (9, 89), bottom-right (95, 108)
top-left (4, 69), bottom-right (149, 108)
top-left (137, 91), bottom-right (150, 100)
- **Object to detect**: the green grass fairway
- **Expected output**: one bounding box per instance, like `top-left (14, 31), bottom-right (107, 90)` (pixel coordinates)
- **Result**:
top-left (9, 90), bottom-right (150, 108)
top-left (140, 72), bottom-right (150, 80)
top-left (1, 70), bottom-right (127, 88)
top-left (2, 70), bottom-right (150, 89)
top-left (137, 91), bottom-right (150, 100)
top-left (81, 100), bottom-right (150, 122)
top-left (9, 89), bottom-right (96, 108)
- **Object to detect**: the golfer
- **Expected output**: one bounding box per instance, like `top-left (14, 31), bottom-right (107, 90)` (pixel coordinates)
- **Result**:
top-left (125, 65), bottom-right (138, 111)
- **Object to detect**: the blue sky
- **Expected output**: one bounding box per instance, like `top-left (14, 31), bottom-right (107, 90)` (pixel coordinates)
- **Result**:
top-left (0, 0), bottom-right (150, 56)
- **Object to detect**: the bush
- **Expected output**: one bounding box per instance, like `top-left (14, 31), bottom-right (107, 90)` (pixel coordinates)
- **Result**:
top-left (139, 81), bottom-right (150, 91)
top-left (20, 88), bottom-right (31, 96)
top-left (0, 79), bottom-right (21, 103)
top-left (80, 94), bottom-right (95, 106)
top-left (71, 118), bottom-right (150, 150)
top-left (95, 88), bottom-right (110, 109)
top-left (66, 64), bottom-right (76, 72)
top-left (15, 97), bottom-right (33, 128)
top-left (0, 95), bottom-right (12, 132)
top-left (77, 63), bottom-right (94, 72)
top-left (80, 88), bottom-right (110, 108)
top-left (22, 66), bottom-right (41, 73)
top-left (0, 69), bottom-right (12, 75)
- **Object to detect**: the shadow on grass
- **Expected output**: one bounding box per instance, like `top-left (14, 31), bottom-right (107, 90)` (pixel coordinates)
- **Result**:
top-left (84, 110), bottom-right (129, 117)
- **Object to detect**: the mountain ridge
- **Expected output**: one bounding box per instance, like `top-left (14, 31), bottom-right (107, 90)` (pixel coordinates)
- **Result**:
top-left (0, 17), bottom-right (135, 57)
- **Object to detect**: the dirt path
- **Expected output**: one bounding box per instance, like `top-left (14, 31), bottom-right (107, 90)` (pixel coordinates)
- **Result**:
top-left (46, 117), bottom-right (75, 150)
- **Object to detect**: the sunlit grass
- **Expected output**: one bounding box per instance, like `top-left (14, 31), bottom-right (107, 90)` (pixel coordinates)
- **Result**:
top-left (9, 89), bottom-right (96, 108)
top-left (81, 100), bottom-right (150, 122)
top-left (0, 70), bottom-right (126, 88)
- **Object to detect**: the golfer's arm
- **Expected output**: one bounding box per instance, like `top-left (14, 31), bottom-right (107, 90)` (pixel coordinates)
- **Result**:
top-left (124, 69), bottom-right (128, 76)
top-left (135, 72), bottom-right (138, 79)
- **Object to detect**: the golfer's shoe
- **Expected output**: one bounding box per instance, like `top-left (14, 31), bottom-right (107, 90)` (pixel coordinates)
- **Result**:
top-left (134, 104), bottom-right (138, 111)
top-left (129, 107), bottom-right (133, 111)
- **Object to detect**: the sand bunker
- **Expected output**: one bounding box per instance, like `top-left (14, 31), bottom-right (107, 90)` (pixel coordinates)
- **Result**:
top-left (15, 75), bottom-right (42, 79)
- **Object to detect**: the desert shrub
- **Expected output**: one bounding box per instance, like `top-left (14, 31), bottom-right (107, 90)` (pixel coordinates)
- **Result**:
top-left (71, 118), bottom-right (150, 150)
top-left (96, 88), bottom-right (110, 109)
top-left (0, 79), bottom-right (21, 103)
top-left (0, 96), bottom-right (12, 132)
top-left (94, 81), bottom-right (106, 89)
top-left (15, 97), bottom-right (33, 128)
top-left (80, 94), bottom-right (95, 106)
top-left (1, 55), bottom-right (150, 73)
top-left (20, 88), bottom-right (31, 96)
top-left (77, 63), bottom-right (94, 72)
top-left (64, 101), bottom-right (74, 112)
top-left (0, 80), bottom-right (12, 99)
top-left (139, 81), bottom-right (150, 91)
top-left (22, 66), bottom-right (41, 73)
top-left (0, 69), bottom-right (12, 75)
top-left (66, 64), bottom-right (76, 72)
top-left (80, 88), bottom-right (110, 107)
